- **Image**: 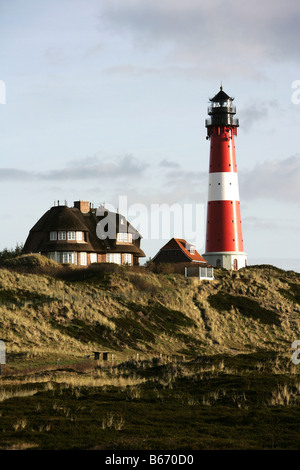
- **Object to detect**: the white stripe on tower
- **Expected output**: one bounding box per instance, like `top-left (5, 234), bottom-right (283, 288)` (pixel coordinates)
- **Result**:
top-left (208, 172), bottom-right (240, 202)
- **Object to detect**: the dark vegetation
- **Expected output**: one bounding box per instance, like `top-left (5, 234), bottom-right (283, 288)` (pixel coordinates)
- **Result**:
top-left (207, 292), bottom-right (281, 325)
top-left (1, 354), bottom-right (300, 450)
top-left (0, 244), bottom-right (23, 266)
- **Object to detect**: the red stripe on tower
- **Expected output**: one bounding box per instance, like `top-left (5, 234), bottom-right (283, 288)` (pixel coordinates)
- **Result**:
top-left (203, 86), bottom-right (247, 270)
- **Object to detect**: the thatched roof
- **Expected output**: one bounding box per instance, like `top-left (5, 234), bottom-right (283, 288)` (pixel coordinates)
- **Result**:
top-left (23, 203), bottom-right (145, 258)
top-left (29, 205), bottom-right (89, 232)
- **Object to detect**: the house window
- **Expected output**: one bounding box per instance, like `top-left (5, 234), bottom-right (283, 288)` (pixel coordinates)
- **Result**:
top-left (189, 246), bottom-right (195, 255)
top-left (62, 252), bottom-right (75, 264)
top-left (233, 259), bottom-right (238, 270)
top-left (58, 231), bottom-right (66, 240)
top-left (124, 253), bottom-right (132, 265)
top-left (90, 253), bottom-right (97, 264)
top-left (80, 252), bottom-right (87, 266)
top-left (216, 259), bottom-right (221, 267)
top-left (117, 233), bottom-right (133, 243)
top-left (76, 231), bottom-right (83, 241)
top-left (50, 231), bottom-right (57, 241)
top-left (68, 231), bottom-right (75, 240)
top-left (106, 253), bottom-right (121, 265)
top-left (55, 252), bottom-right (75, 264)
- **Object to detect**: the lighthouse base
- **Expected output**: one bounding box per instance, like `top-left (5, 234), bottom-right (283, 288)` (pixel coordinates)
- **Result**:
top-left (202, 252), bottom-right (247, 271)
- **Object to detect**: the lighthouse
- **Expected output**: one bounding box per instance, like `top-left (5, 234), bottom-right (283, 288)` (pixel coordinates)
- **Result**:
top-left (202, 86), bottom-right (247, 270)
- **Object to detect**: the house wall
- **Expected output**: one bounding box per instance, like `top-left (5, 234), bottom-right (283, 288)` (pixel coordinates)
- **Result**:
top-left (154, 250), bottom-right (192, 264)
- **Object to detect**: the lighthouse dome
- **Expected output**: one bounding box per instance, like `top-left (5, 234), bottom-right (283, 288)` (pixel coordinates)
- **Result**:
top-left (206, 85), bottom-right (239, 128)
top-left (210, 86), bottom-right (233, 104)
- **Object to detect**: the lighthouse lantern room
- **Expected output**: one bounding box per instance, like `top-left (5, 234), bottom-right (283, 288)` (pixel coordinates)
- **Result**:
top-left (203, 86), bottom-right (247, 270)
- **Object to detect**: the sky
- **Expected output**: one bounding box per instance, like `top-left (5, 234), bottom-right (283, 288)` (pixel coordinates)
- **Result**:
top-left (0, 0), bottom-right (300, 271)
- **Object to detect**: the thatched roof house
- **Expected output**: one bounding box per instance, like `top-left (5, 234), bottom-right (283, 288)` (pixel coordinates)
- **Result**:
top-left (23, 200), bottom-right (145, 266)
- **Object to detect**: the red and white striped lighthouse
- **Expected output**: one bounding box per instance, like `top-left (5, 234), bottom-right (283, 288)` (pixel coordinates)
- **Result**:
top-left (203, 86), bottom-right (247, 270)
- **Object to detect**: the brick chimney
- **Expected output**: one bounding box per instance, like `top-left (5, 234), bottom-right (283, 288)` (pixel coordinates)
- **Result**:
top-left (74, 200), bottom-right (90, 213)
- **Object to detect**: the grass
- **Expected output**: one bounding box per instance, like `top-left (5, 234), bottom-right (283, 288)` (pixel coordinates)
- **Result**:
top-left (0, 258), bottom-right (299, 358)
top-left (207, 292), bottom-right (281, 325)
top-left (1, 353), bottom-right (300, 449)
top-left (0, 257), bottom-right (300, 449)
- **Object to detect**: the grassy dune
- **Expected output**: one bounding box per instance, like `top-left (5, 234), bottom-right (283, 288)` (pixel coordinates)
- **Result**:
top-left (0, 255), bottom-right (300, 450)
top-left (0, 255), bottom-right (299, 361)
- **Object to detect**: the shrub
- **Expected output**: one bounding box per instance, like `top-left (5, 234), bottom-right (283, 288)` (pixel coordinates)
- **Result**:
top-left (0, 244), bottom-right (24, 266)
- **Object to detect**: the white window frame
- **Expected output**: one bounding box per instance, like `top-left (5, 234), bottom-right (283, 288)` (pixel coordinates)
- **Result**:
top-left (106, 253), bottom-right (121, 265)
top-left (58, 231), bottom-right (66, 240)
top-left (117, 232), bottom-right (132, 243)
top-left (80, 252), bottom-right (87, 266)
top-left (50, 231), bottom-right (57, 241)
top-left (124, 253), bottom-right (132, 265)
top-left (68, 231), bottom-right (75, 240)
top-left (76, 231), bottom-right (83, 241)
top-left (62, 252), bottom-right (75, 264)
top-left (90, 253), bottom-right (97, 264)
top-left (56, 252), bottom-right (76, 264)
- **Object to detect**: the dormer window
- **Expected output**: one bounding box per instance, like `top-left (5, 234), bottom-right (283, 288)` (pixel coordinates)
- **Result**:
top-left (50, 231), bottom-right (57, 241)
top-left (117, 233), bottom-right (133, 243)
top-left (58, 231), bottom-right (66, 240)
top-left (67, 231), bottom-right (75, 240)
top-left (185, 242), bottom-right (195, 255)
top-left (76, 231), bottom-right (83, 241)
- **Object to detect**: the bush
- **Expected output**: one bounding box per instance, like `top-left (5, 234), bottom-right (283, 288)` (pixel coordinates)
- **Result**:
top-left (0, 244), bottom-right (24, 266)
top-left (3, 253), bottom-right (64, 277)
top-left (146, 262), bottom-right (194, 275)
top-left (3, 254), bottom-right (58, 268)
top-left (153, 263), bottom-right (175, 274)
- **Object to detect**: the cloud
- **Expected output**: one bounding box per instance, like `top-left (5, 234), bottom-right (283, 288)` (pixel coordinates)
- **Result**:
top-left (99, 0), bottom-right (300, 76)
top-left (0, 154), bottom-right (147, 182)
top-left (104, 64), bottom-right (161, 77)
top-left (0, 169), bottom-right (34, 181)
top-left (60, 154), bottom-right (147, 180)
top-left (158, 159), bottom-right (180, 168)
top-left (239, 100), bottom-right (281, 131)
top-left (148, 166), bottom-right (207, 205)
top-left (240, 155), bottom-right (300, 205)
top-left (243, 216), bottom-right (300, 232)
